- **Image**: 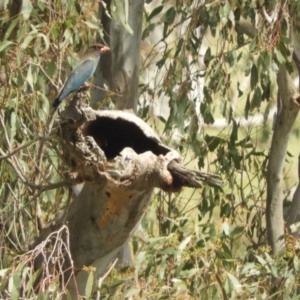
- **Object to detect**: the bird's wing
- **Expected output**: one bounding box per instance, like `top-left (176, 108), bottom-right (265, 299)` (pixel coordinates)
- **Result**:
top-left (58, 59), bottom-right (97, 101)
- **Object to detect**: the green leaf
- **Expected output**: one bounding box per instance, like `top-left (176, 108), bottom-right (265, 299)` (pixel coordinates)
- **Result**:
top-left (240, 262), bottom-right (258, 275)
top-left (156, 58), bottom-right (165, 68)
top-left (25, 269), bottom-right (42, 294)
top-left (37, 291), bottom-right (47, 300)
top-left (142, 23), bottom-right (155, 39)
top-left (46, 56), bottom-right (57, 78)
top-left (221, 202), bottom-right (231, 217)
top-left (159, 256), bottom-right (167, 281)
top-left (255, 255), bottom-right (267, 267)
top-left (250, 63), bottom-right (258, 89)
top-left (294, 256), bottom-right (299, 271)
top-left (162, 7), bottom-right (176, 25)
top-left (4, 18), bottom-right (19, 40)
top-left (230, 147), bottom-right (241, 169)
top-left (174, 38), bottom-right (183, 58)
top-left (201, 102), bottom-right (214, 124)
top-left (9, 273), bottom-right (20, 300)
top-left (85, 271), bottom-right (94, 298)
top-left (0, 268), bottom-right (9, 277)
top-left (21, 34), bottom-right (35, 49)
top-left (83, 21), bottom-right (101, 30)
top-left (17, 22), bottom-right (28, 43)
top-left (147, 5), bottom-right (163, 21)
top-left (245, 94), bottom-right (250, 119)
top-left (226, 272), bottom-right (242, 292)
top-left (249, 36), bottom-right (257, 52)
top-left (177, 236), bottom-right (191, 261)
top-left (226, 51), bottom-right (235, 67)
top-left (22, 0), bottom-right (33, 19)
top-left (27, 64), bottom-right (34, 91)
top-left (274, 48), bottom-right (286, 64)
top-left (222, 221), bottom-right (230, 236)
top-left (163, 21), bottom-right (168, 38)
top-left (250, 87), bottom-right (262, 110)
top-left (215, 274), bottom-right (228, 299)
top-left (204, 135), bottom-right (224, 151)
top-left (230, 120), bottom-right (238, 145)
top-left (37, 33), bottom-right (50, 53)
top-left (135, 251), bottom-right (146, 281)
top-left (0, 41), bottom-right (14, 52)
top-left (230, 226), bottom-right (244, 236)
top-left (204, 47), bottom-right (212, 66)
top-left (124, 0), bottom-right (129, 24)
top-left (9, 111), bottom-right (17, 144)
top-left (228, 10), bottom-right (235, 25)
top-left (125, 288), bottom-right (140, 297)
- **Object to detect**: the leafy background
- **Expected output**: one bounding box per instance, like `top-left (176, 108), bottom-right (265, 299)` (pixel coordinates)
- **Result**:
top-left (0, 0), bottom-right (300, 299)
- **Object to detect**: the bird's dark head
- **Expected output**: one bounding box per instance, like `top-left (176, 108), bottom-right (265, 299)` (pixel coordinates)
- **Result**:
top-left (88, 44), bottom-right (110, 55)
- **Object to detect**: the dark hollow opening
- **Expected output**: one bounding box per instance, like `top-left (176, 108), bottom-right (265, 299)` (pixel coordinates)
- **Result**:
top-left (83, 117), bottom-right (169, 160)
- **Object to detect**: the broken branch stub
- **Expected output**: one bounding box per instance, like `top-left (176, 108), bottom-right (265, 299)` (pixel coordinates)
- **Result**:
top-left (60, 105), bottom-right (183, 192)
top-left (60, 91), bottom-right (224, 193)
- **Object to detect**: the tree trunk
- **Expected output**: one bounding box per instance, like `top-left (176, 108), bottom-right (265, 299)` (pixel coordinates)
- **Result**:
top-left (266, 8), bottom-right (300, 252)
top-left (78, 0), bottom-right (144, 276)
top-left (266, 64), bottom-right (300, 254)
top-left (91, 0), bottom-right (144, 111)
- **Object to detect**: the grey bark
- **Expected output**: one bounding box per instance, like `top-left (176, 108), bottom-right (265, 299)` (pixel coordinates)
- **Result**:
top-left (287, 155), bottom-right (300, 238)
top-left (0, 0), bottom-right (5, 12)
top-left (266, 9), bottom-right (300, 252)
top-left (266, 63), bottom-right (300, 253)
top-left (90, 0), bottom-right (143, 275)
top-left (91, 0), bottom-right (144, 111)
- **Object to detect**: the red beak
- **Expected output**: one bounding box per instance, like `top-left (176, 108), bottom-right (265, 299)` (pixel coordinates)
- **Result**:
top-left (101, 46), bottom-right (110, 54)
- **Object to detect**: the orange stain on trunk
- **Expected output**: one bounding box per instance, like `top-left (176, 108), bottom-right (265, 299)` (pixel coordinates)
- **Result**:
top-left (99, 188), bottom-right (133, 228)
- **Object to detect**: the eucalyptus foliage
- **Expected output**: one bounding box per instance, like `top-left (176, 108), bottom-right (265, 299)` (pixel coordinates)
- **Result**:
top-left (1, 0), bottom-right (300, 299)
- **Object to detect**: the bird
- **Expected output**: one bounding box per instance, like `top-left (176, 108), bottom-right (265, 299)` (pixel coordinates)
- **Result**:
top-left (52, 44), bottom-right (110, 109)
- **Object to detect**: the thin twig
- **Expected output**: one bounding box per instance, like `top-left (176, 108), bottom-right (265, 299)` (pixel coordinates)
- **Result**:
top-left (34, 106), bottom-right (60, 229)
top-left (96, 258), bottom-right (118, 300)
top-left (0, 146), bottom-right (72, 190)
top-left (29, 60), bottom-right (58, 89)
top-left (0, 113), bottom-right (12, 149)
top-left (0, 136), bottom-right (47, 160)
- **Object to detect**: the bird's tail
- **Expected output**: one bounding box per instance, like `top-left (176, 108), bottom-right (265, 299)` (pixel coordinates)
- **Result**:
top-left (52, 97), bottom-right (61, 109)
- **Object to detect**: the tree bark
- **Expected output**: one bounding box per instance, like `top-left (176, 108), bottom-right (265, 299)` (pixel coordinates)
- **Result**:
top-left (91, 0), bottom-right (144, 111)
top-left (266, 64), bottom-right (300, 254)
top-left (88, 0), bottom-right (143, 280)
top-left (287, 155), bottom-right (300, 238)
top-left (266, 6), bottom-right (300, 253)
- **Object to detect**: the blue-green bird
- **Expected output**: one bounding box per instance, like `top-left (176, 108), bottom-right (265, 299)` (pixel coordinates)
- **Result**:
top-left (52, 44), bottom-right (110, 108)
